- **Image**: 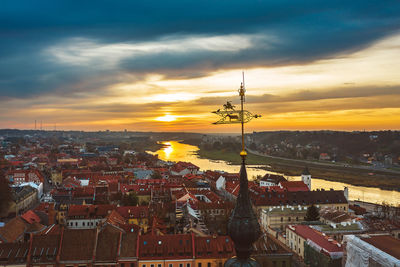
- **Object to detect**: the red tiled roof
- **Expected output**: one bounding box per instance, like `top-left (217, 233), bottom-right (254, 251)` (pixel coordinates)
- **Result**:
top-left (106, 210), bottom-right (127, 227)
top-left (349, 204), bottom-right (367, 215)
top-left (119, 232), bottom-right (138, 259)
top-left (360, 235), bottom-right (400, 259)
top-left (279, 181), bottom-right (309, 192)
top-left (288, 225), bottom-right (342, 253)
top-left (261, 173), bottom-right (287, 183)
top-left (21, 210), bottom-right (41, 224)
top-left (30, 233), bottom-right (60, 263)
top-left (221, 173), bottom-right (240, 182)
top-left (95, 224), bottom-right (122, 262)
top-left (0, 217), bottom-right (27, 243)
top-left (67, 204), bottom-right (115, 219)
top-left (139, 234), bottom-right (193, 259)
top-left (252, 189), bottom-right (347, 206)
top-left (184, 174), bottom-right (204, 180)
top-left (171, 162), bottom-right (199, 173)
top-left (116, 206), bottom-right (149, 219)
top-left (224, 181), bottom-right (240, 196)
top-left (188, 189), bottom-right (221, 202)
top-left (59, 228), bottom-right (97, 262)
top-left (136, 179), bottom-right (167, 185)
top-left (195, 236), bottom-right (234, 259)
top-left (0, 242), bottom-right (30, 265)
top-left (72, 186), bottom-right (95, 197)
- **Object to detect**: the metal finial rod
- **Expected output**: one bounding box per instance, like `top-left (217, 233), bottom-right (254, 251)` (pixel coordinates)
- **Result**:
top-left (239, 72), bottom-right (247, 160)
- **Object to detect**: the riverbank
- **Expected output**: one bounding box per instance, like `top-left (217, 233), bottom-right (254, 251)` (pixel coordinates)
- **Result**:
top-left (194, 146), bottom-right (400, 192)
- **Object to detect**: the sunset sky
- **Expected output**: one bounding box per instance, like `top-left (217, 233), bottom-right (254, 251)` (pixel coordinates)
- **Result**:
top-left (1, 1), bottom-right (400, 132)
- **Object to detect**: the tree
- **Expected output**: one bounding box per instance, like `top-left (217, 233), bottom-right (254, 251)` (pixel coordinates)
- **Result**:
top-left (213, 141), bottom-right (222, 150)
top-left (305, 204), bottom-right (320, 221)
top-left (0, 172), bottom-right (12, 216)
top-left (121, 192), bottom-right (138, 206)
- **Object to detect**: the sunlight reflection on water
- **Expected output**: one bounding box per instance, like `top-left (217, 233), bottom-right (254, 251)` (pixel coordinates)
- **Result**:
top-left (148, 141), bottom-right (400, 205)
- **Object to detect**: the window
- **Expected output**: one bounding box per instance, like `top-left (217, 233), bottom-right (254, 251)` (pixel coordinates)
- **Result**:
top-left (179, 264), bottom-right (183, 267)
top-left (280, 217), bottom-right (283, 222)
top-left (198, 263), bottom-right (202, 267)
top-left (158, 265), bottom-right (162, 267)
top-left (169, 265), bottom-right (173, 267)
top-left (142, 265), bottom-right (146, 267)
top-left (130, 264), bottom-right (135, 267)
top-left (296, 217), bottom-right (298, 221)
top-left (121, 264), bottom-right (125, 267)
top-left (288, 217), bottom-right (291, 221)
top-left (187, 264), bottom-right (191, 267)
top-left (207, 263), bottom-right (211, 267)
top-left (150, 264), bottom-right (154, 267)
top-left (83, 222), bottom-right (85, 226)
top-left (75, 222), bottom-right (78, 226)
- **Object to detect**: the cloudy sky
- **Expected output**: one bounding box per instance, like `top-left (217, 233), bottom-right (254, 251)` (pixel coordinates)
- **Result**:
top-left (1, 0), bottom-right (400, 132)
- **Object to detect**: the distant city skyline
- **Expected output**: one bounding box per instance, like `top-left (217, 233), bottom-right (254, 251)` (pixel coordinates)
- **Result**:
top-left (1, 1), bottom-right (400, 132)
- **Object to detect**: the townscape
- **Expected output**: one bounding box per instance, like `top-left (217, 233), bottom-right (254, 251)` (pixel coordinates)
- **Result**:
top-left (2, 0), bottom-right (400, 266)
top-left (1, 131), bottom-right (399, 267)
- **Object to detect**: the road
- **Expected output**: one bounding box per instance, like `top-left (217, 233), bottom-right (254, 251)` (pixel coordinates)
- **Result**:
top-left (246, 148), bottom-right (400, 175)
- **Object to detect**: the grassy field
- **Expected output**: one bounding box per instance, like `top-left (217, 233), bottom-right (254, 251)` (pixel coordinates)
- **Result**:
top-left (195, 147), bottom-right (400, 191)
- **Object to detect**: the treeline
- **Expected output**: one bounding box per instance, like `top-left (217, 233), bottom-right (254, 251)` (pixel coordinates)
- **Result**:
top-left (251, 130), bottom-right (400, 161)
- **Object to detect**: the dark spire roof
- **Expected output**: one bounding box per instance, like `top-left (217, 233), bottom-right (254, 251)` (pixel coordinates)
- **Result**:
top-left (302, 166), bottom-right (310, 175)
top-left (226, 159), bottom-right (261, 265)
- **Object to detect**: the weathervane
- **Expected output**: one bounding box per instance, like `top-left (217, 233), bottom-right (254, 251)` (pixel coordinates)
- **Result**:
top-left (212, 72), bottom-right (261, 159)
top-left (213, 72), bottom-right (262, 267)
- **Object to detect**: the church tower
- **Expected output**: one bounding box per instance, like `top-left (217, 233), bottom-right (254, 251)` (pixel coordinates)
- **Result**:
top-left (301, 166), bottom-right (311, 190)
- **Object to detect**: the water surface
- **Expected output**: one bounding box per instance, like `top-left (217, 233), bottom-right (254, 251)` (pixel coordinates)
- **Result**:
top-left (148, 141), bottom-right (400, 206)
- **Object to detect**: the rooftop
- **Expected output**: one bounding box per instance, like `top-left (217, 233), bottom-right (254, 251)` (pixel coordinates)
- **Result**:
top-left (288, 225), bottom-right (342, 253)
top-left (361, 234), bottom-right (400, 260)
top-left (263, 206), bottom-right (308, 214)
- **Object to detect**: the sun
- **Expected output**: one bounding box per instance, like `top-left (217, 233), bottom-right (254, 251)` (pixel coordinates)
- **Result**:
top-left (155, 114), bottom-right (177, 122)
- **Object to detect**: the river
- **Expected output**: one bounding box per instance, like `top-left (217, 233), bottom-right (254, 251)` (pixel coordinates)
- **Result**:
top-left (148, 141), bottom-right (400, 206)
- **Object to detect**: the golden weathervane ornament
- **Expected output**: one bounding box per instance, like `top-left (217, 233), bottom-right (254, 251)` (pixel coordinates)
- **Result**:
top-left (212, 72), bottom-right (261, 158)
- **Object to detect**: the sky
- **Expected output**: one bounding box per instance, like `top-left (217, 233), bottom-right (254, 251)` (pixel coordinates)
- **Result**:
top-left (1, 0), bottom-right (400, 133)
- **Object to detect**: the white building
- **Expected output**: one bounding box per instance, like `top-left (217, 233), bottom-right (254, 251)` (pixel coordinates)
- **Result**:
top-left (301, 167), bottom-right (312, 190)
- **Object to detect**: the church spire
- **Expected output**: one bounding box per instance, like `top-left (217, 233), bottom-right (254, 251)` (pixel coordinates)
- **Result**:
top-left (212, 73), bottom-right (262, 266)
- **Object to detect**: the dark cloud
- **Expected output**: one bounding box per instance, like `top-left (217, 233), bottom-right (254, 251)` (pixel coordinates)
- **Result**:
top-left (193, 85), bottom-right (400, 106)
top-left (1, 0), bottom-right (400, 98)
top-left (246, 86), bottom-right (400, 103)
